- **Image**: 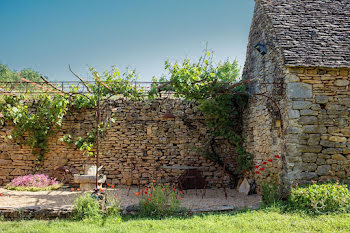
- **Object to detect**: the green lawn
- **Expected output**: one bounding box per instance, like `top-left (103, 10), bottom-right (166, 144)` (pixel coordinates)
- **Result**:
top-left (1, 209), bottom-right (350, 233)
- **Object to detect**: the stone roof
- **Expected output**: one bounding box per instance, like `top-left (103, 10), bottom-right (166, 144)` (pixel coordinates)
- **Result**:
top-left (260, 0), bottom-right (350, 68)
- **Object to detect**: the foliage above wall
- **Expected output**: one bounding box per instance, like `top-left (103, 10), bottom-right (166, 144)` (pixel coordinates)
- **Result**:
top-left (149, 51), bottom-right (253, 174)
top-left (0, 51), bottom-right (253, 175)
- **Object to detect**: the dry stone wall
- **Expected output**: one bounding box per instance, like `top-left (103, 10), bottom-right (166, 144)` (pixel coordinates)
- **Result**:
top-left (284, 67), bottom-right (350, 185)
top-left (0, 99), bottom-right (237, 187)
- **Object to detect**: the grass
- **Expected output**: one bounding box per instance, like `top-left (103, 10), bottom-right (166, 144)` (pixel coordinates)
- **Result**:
top-left (1, 207), bottom-right (350, 233)
top-left (5, 184), bottom-right (63, 192)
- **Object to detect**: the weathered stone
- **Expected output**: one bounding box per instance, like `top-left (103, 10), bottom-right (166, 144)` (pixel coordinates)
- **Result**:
top-left (332, 154), bottom-right (347, 161)
top-left (334, 80), bottom-right (350, 87)
top-left (287, 110), bottom-right (300, 119)
top-left (325, 104), bottom-right (346, 111)
top-left (286, 127), bottom-right (301, 134)
top-left (317, 165), bottom-right (331, 176)
top-left (320, 140), bottom-right (335, 148)
top-left (292, 101), bottom-right (312, 110)
top-left (302, 153), bottom-right (317, 163)
top-left (299, 110), bottom-right (318, 116)
top-left (315, 96), bottom-right (329, 104)
top-left (308, 134), bottom-right (320, 146)
top-left (302, 163), bottom-right (318, 172)
top-left (329, 136), bottom-right (347, 143)
top-left (339, 98), bottom-right (350, 106)
top-left (302, 125), bottom-right (327, 134)
top-left (286, 83), bottom-right (313, 99)
top-left (299, 116), bottom-right (318, 125)
top-left (300, 145), bottom-right (322, 153)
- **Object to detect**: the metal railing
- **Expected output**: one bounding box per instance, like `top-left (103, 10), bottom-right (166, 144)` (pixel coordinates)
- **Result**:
top-left (0, 81), bottom-right (162, 95)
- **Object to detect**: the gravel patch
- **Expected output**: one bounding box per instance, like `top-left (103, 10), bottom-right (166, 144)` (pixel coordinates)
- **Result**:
top-left (0, 187), bottom-right (261, 211)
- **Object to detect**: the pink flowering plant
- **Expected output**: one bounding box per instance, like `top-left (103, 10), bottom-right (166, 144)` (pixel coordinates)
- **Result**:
top-left (5, 174), bottom-right (62, 191)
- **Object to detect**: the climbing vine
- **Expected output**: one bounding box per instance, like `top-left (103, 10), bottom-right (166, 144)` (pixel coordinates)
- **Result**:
top-left (0, 51), bottom-right (253, 174)
top-left (0, 94), bottom-right (68, 165)
top-left (150, 51), bottom-right (253, 174)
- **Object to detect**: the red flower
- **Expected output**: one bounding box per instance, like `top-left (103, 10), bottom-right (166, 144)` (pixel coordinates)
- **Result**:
top-left (173, 187), bottom-right (176, 191)
top-left (114, 195), bottom-right (117, 198)
top-left (161, 189), bottom-right (165, 192)
top-left (148, 198), bottom-right (151, 201)
top-left (71, 188), bottom-right (75, 191)
top-left (152, 180), bottom-right (156, 183)
top-left (135, 192), bottom-right (141, 196)
top-left (111, 185), bottom-right (115, 188)
top-left (144, 202), bottom-right (147, 206)
top-left (107, 183), bottom-right (110, 186)
top-left (255, 165), bottom-right (259, 168)
top-left (142, 189), bottom-right (145, 193)
top-left (149, 194), bottom-right (152, 197)
top-left (0, 194), bottom-right (2, 196)
top-left (179, 191), bottom-right (183, 194)
top-left (178, 197), bottom-right (181, 200)
top-left (259, 167), bottom-right (265, 171)
top-left (255, 171), bottom-right (260, 174)
top-left (146, 188), bottom-right (149, 191)
top-left (263, 162), bottom-right (267, 165)
top-left (242, 170), bottom-right (247, 173)
top-left (275, 155), bottom-right (281, 159)
top-left (100, 189), bottom-right (103, 192)
top-left (145, 191), bottom-right (148, 194)
top-left (268, 159), bottom-right (273, 162)
top-left (77, 188), bottom-right (81, 191)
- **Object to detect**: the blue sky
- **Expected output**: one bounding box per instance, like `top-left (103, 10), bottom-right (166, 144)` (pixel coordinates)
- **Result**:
top-left (0, 0), bottom-right (255, 81)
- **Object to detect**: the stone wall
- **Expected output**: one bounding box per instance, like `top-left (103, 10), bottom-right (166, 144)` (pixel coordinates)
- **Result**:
top-left (242, 0), bottom-right (285, 190)
top-left (0, 99), bottom-right (237, 187)
top-left (284, 67), bottom-right (350, 185)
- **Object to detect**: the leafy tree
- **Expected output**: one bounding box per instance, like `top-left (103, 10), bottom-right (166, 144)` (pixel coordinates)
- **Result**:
top-left (0, 64), bottom-right (42, 82)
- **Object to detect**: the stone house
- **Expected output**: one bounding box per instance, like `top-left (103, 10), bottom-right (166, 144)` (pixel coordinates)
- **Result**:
top-left (243, 0), bottom-right (350, 191)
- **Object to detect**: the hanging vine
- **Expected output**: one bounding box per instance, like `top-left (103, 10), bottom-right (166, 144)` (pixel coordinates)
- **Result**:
top-left (149, 51), bottom-right (253, 174)
top-left (0, 51), bottom-right (253, 174)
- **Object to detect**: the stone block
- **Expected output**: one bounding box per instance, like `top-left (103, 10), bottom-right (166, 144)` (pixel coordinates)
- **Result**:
top-left (287, 110), bottom-right (300, 119)
top-left (302, 125), bottom-right (327, 134)
top-left (308, 134), bottom-right (320, 146)
top-left (287, 83), bottom-right (313, 99)
top-left (320, 140), bottom-right (335, 148)
top-left (329, 136), bottom-right (347, 143)
top-left (302, 153), bottom-right (317, 163)
top-left (332, 154), bottom-right (347, 161)
top-left (339, 98), bottom-right (350, 106)
top-left (286, 127), bottom-right (301, 134)
top-left (315, 96), bottom-right (329, 104)
top-left (292, 101), bottom-right (312, 110)
top-left (334, 80), bottom-right (350, 87)
top-left (300, 145), bottom-right (322, 153)
top-left (317, 165), bottom-right (331, 176)
top-left (299, 116), bottom-right (318, 125)
top-left (300, 110), bottom-right (318, 116)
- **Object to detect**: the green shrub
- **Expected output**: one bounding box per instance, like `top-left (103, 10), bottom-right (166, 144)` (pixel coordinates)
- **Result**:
top-left (137, 183), bottom-right (182, 217)
top-left (261, 180), bottom-right (281, 205)
top-left (105, 190), bottom-right (121, 219)
top-left (290, 183), bottom-right (350, 214)
top-left (73, 193), bottom-right (102, 219)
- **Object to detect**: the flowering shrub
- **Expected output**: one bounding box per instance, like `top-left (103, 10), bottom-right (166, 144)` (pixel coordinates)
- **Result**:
top-left (250, 155), bottom-right (281, 204)
top-left (5, 174), bottom-right (62, 191)
top-left (290, 182), bottom-right (350, 214)
top-left (136, 182), bottom-right (182, 217)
